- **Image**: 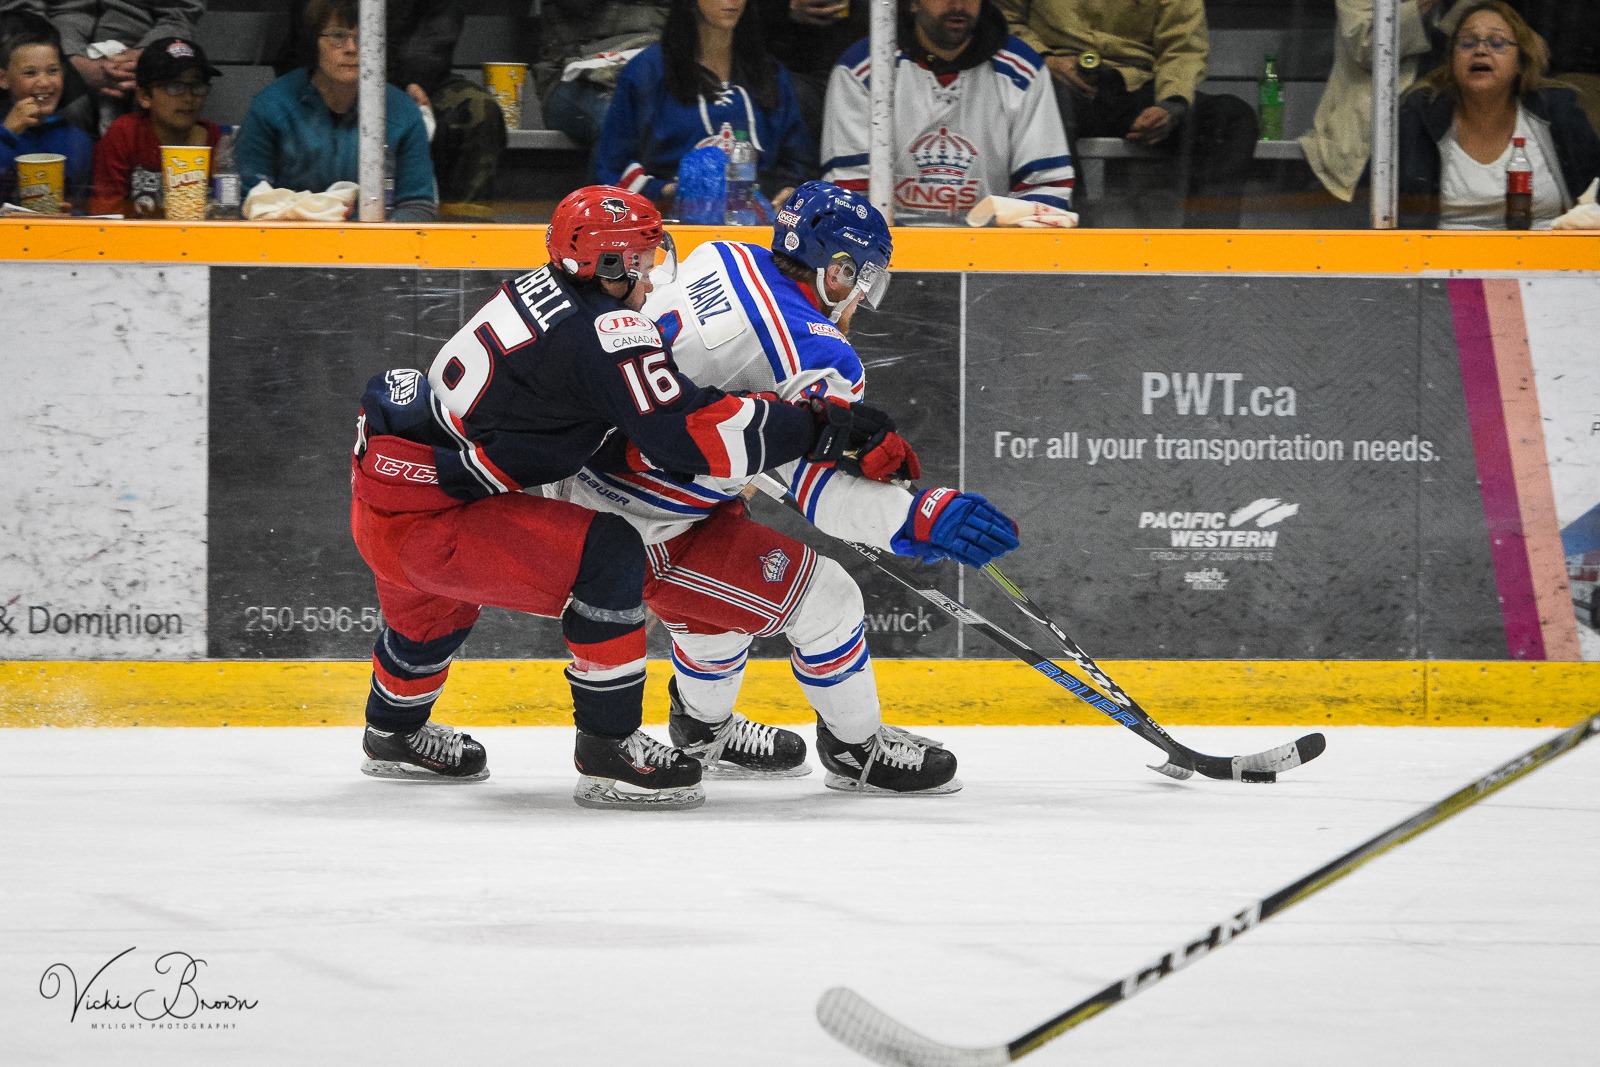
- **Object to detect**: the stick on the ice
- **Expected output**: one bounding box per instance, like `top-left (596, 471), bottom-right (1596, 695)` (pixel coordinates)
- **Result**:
top-left (816, 711), bottom-right (1600, 1067)
top-left (974, 559), bottom-right (1323, 782)
top-left (749, 473), bottom-right (1324, 783)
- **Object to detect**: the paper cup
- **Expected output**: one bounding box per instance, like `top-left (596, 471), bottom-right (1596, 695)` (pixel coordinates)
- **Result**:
top-left (482, 62), bottom-right (528, 131)
top-left (160, 144), bottom-right (211, 220)
top-left (14, 153), bottom-right (66, 213)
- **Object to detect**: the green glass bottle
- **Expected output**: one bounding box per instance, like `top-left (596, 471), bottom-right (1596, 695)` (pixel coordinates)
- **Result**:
top-left (1258, 52), bottom-right (1283, 141)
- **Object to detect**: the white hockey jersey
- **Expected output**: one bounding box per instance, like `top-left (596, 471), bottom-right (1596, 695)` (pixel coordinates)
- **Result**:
top-left (821, 35), bottom-right (1074, 225)
top-left (556, 240), bottom-right (916, 548)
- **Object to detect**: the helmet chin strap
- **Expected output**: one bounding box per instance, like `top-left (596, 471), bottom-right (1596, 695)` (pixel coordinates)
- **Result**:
top-left (814, 268), bottom-right (861, 324)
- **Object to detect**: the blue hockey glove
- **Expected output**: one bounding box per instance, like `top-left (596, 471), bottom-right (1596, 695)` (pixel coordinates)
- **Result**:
top-left (890, 488), bottom-right (1020, 567)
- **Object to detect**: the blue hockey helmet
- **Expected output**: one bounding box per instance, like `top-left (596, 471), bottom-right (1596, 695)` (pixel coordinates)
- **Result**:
top-left (772, 181), bottom-right (893, 320)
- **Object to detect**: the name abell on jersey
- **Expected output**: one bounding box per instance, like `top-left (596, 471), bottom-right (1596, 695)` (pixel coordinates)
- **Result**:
top-left (1139, 499), bottom-right (1300, 548)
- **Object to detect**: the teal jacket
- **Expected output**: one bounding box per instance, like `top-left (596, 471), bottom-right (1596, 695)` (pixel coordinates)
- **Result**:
top-left (237, 67), bottom-right (437, 222)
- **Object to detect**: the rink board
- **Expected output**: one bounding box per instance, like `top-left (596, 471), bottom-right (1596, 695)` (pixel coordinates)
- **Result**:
top-left (1, 659), bottom-right (1593, 729)
top-left (0, 229), bottom-right (1596, 726)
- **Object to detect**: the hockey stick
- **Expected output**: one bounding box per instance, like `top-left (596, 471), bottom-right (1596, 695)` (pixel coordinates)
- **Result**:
top-left (975, 560), bottom-right (1324, 783)
top-left (749, 474), bottom-right (1322, 783)
top-left (817, 711), bottom-right (1600, 1066)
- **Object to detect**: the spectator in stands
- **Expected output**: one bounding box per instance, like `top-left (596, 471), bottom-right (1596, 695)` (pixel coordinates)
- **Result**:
top-left (755, 0), bottom-right (865, 142)
top-left (0, 9), bottom-right (91, 210)
top-left (1434, 0), bottom-right (1600, 133)
top-left (276, 1), bottom-right (505, 220)
top-left (997, 0), bottom-right (1257, 227)
top-left (1399, 0), bottom-right (1600, 228)
top-left (240, 0), bottom-right (437, 222)
top-left (20, 0), bottom-right (204, 134)
top-left (1299, 0), bottom-right (1440, 218)
top-left (89, 36), bottom-right (220, 217)
top-left (593, 0), bottom-right (813, 207)
top-left (533, 0), bottom-right (668, 148)
top-left (821, 0), bottom-right (1072, 225)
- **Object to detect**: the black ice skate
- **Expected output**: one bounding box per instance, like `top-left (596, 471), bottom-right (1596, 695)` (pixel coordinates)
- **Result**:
top-left (362, 722), bottom-right (489, 781)
top-left (573, 728), bottom-right (705, 810)
top-left (815, 721), bottom-right (961, 795)
top-left (667, 678), bottom-right (810, 780)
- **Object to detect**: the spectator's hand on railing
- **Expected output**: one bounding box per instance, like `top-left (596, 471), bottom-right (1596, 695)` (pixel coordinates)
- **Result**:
top-left (1127, 106), bottom-right (1173, 145)
top-left (788, 0), bottom-right (847, 28)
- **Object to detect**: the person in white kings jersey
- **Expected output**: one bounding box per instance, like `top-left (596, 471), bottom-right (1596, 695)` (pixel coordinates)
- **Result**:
top-left (552, 181), bottom-right (1021, 794)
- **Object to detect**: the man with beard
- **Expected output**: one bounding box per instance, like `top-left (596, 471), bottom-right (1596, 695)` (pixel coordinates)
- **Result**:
top-left (821, 0), bottom-right (1073, 225)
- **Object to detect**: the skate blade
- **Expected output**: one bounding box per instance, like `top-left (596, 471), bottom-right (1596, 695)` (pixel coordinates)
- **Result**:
top-left (361, 758), bottom-right (490, 783)
top-left (701, 760), bottom-right (813, 781)
top-left (822, 771), bottom-right (963, 796)
top-left (572, 775), bottom-right (706, 810)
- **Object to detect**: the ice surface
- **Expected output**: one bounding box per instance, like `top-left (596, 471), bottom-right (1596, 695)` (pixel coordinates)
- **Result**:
top-left (2, 725), bottom-right (1596, 1066)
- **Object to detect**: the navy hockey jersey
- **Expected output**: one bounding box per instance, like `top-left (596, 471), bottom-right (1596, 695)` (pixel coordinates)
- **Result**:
top-left (357, 265), bottom-right (820, 502)
top-left (555, 241), bottom-right (918, 549)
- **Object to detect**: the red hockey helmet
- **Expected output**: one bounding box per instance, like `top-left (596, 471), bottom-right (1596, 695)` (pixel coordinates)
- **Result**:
top-left (545, 185), bottom-right (677, 284)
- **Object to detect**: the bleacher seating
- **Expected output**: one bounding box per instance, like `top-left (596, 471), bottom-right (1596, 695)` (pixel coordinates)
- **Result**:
top-left (206, 66), bottom-right (279, 128)
top-left (196, 9), bottom-right (290, 64)
top-left (452, 16), bottom-right (521, 67)
top-left (180, 1), bottom-right (1343, 218)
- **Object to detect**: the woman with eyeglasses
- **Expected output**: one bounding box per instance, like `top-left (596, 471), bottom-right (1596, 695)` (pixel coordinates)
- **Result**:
top-left (237, 0), bottom-right (438, 221)
top-left (89, 37), bottom-right (223, 217)
top-left (1398, 0), bottom-right (1600, 228)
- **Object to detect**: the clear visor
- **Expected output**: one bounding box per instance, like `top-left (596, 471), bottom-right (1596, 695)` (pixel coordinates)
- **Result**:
top-left (856, 260), bottom-right (890, 310)
top-left (643, 232), bottom-right (678, 286)
top-left (832, 255), bottom-right (891, 311)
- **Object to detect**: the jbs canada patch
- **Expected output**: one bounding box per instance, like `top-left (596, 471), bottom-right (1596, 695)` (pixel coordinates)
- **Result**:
top-left (594, 311), bottom-right (661, 351)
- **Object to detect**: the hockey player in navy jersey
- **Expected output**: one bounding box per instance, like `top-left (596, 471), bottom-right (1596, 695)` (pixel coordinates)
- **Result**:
top-left (348, 185), bottom-right (917, 809)
top-left (554, 181), bottom-right (1021, 794)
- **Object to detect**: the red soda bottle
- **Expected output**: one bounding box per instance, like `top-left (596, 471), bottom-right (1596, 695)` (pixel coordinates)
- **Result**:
top-left (1505, 136), bottom-right (1533, 230)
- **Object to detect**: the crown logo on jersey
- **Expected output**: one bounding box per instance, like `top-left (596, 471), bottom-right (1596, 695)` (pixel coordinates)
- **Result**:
top-left (897, 126), bottom-right (982, 217)
top-left (909, 127), bottom-right (978, 180)
top-left (758, 548), bottom-right (790, 584)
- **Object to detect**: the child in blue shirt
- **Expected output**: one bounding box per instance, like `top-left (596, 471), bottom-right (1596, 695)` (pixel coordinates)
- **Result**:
top-left (0, 11), bottom-right (93, 212)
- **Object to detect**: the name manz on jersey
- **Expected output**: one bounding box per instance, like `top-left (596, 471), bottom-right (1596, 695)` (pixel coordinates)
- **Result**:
top-left (560, 241), bottom-right (912, 549)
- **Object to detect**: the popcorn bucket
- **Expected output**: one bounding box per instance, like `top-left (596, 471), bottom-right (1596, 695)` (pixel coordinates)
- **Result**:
top-left (482, 62), bottom-right (529, 131)
top-left (160, 144), bottom-right (211, 220)
top-left (14, 153), bottom-right (66, 213)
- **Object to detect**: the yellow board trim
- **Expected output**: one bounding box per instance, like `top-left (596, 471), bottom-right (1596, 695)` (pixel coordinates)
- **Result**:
top-left (3, 659), bottom-right (1594, 728)
top-left (2, 220), bottom-right (1598, 274)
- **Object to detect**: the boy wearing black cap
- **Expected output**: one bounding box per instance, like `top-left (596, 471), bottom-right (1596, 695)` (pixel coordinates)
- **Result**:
top-left (89, 36), bottom-right (221, 217)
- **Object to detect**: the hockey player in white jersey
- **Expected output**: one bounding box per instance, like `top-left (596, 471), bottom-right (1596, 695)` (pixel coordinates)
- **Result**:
top-left (558, 181), bottom-right (1020, 794)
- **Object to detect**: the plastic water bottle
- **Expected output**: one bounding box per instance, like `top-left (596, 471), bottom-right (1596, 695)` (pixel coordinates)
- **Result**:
top-left (207, 125), bottom-right (241, 219)
top-left (1258, 52), bottom-right (1283, 141)
top-left (1505, 136), bottom-right (1533, 230)
top-left (724, 131), bottom-right (759, 226)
